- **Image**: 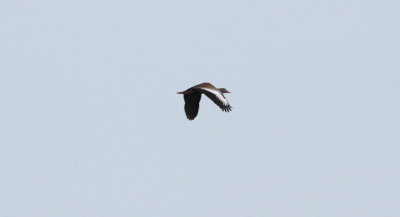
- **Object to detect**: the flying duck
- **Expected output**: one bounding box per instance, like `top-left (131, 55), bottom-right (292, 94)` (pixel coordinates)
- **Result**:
top-left (177, 82), bottom-right (232, 120)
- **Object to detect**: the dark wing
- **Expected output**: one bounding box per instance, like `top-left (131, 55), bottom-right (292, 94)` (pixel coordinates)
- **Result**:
top-left (196, 88), bottom-right (232, 112)
top-left (184, 91), bottom-right (202, 120)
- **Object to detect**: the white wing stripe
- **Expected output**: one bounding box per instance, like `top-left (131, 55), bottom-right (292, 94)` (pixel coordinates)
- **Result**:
top-left (199, 87), bottom-right (229, 106)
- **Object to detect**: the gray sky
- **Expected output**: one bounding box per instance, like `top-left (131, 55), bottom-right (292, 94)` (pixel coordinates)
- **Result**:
top-left (1, 1), bottom-right (399, 217)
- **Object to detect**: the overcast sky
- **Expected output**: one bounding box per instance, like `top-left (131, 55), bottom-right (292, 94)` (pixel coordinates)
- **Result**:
top-left (1, 1), bottom-right (399, 217)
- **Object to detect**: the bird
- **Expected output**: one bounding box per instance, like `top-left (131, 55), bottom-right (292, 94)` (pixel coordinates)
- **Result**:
top-left (177, 82), bottom-right (232, 120)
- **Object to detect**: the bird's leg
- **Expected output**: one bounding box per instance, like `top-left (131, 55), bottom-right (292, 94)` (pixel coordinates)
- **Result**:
top-left (177, 90), bottom-right (193, 94)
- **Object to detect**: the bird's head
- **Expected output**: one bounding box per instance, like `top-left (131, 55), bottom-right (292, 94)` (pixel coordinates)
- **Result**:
top-left (220, 88), bottom-right (231, 93)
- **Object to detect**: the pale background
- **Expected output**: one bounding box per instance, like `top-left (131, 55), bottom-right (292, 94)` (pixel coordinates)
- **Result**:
top-left (1, 1), bottom-right (399, 217)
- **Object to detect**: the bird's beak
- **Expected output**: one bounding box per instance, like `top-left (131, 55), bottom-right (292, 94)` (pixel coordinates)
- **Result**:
top-left (226, 91), bottom-right (231, 93)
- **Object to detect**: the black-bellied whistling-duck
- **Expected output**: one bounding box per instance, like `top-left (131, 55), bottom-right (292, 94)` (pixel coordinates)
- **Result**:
top-left (177, 82), bottom-right (232, 120)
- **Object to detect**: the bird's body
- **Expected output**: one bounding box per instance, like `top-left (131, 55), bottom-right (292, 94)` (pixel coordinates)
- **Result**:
top-left (177, 82), bottom-right (232, 120)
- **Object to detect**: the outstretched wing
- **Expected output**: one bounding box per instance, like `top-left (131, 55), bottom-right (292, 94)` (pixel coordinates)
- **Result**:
top-left (184, 92), bottom-right (202, 120)
top-left (197, 88), bottom-right (232, 112)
